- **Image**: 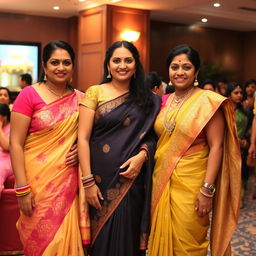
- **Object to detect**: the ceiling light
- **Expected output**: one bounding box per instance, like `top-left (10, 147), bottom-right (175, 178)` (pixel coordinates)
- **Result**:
top-left (201, 18), bottom-right (208, 23)
top-left (79, 0), bottom-right (85, 2)
top-left (213, 3), bottom-right (221, 7)
top-left (53, 6), bottom-right (60, 10)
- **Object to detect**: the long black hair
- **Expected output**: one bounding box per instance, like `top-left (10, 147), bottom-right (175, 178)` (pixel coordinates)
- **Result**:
top-left (39, 40), bottom-right (75, 88)
top-left (166, 44), bottom-right (201, 73)
top-left (101, 41), bottom-right (153, 114)
top-left (0, 103), bottom-right (10, 122)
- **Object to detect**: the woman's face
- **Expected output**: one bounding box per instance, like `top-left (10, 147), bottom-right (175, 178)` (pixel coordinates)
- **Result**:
top-left (230, 86), bottom-right (243, 104)
top-left (169, 53), bottom-right (197, 91)
top-left (0, 89), bottom-right (10, 104)
top-left (44, 48), bottom-right (73, 86)
top-left (203, 84), bottom-right (215, 91)
top-left (245, 83), bottom-right (256, 97)
top-left (108, 46), bottom-right (136, 83)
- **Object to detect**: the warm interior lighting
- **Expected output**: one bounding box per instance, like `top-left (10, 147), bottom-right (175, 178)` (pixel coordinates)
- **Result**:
top-left (120, 31), bottom-right (140, 42)
top-left (53, 6), bottom-right (60, 10)
top-left (79, 0), bottom-right (85, 2)
top-left (213, 3), bottom-right (221, 7)
top-left (201, 18), bottom-right (208, 23)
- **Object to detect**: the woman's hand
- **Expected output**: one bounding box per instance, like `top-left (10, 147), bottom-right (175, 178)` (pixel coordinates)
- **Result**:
top-left (66, 144), bottom-right (78, 166)
top-left (84, 184), bottom-right (103, 210)
top-left (17, 192), bottom-right (36, 217)
top-left (248, 143), bottom-right (256, 159)
top-left (119, 151), bottom-right (146, 179)
top-left (195, 190), bottom-right (213, 218)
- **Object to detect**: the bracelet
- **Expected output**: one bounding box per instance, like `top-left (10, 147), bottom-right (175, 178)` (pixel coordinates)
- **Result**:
top-left (83, 181), bottom-right (96, 189)
top-left (81, 174), bottom-right (94, 181)
top-left (199, 188), bottom-right (214, 198)
top-left (15, 184), bottom-right (32, 197)
top-left (202, 182), bottom-right (215, 194)
top-left (139, 147), bottom-right (148, 161)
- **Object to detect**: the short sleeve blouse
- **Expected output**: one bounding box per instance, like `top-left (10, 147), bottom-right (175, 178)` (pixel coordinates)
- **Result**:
top-left (79, 85), bottom-right (110, 110)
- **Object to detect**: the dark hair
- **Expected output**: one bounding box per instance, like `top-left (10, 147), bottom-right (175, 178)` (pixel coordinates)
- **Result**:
top-left (243, 79), bottom-right (256, 100)
top-left (0, 103), bottom-right (10, 122)
top-left (20, 73), bottom-right (32, 85)
top-left (39, 40), bottom-right (75, 85)
top-left (145, 72), bottom-right (162, 90)
top-left (165, 84), bottom-right (175, 94)
top-left (166, 44), bottom-right (201, 72)
top-left (226, 82), bottom-right (244, 112)
top-left (0, 87), bottom-right (11, 104)
top-left (101, 40), bottom-right (153, 113)
top-left (201, 79), bottom-right (216, 90)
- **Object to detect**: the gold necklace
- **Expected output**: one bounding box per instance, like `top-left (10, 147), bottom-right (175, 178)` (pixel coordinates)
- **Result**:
top-left (164, 87), bottom-right (194, 135)
top-left (45, 83), bottom-right (67, 98)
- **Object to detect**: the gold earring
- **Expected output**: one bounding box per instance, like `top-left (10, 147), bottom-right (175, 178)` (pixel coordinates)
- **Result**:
top-left (107, 70), bottom-right (111, 79)
top-left (69, 77), bottom-right (73, 83)
top-left (194, 79), bottom-right (199, 86)
top-left (44, 74), bottom-right (47, 81)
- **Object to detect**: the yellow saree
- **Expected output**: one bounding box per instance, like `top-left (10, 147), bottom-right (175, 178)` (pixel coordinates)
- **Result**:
top-left (16, 92), bottom-right (88, 256)
top-left (148, 90), bottom-right (241, 256)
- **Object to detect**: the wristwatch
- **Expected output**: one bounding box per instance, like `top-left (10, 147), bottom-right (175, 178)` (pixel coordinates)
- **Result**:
top-left (202, 182), bottom-right (215, 194)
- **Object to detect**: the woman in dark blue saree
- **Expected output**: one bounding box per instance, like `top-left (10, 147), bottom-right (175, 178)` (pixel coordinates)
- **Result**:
top-left (78, 41), bottom-right (160, 256)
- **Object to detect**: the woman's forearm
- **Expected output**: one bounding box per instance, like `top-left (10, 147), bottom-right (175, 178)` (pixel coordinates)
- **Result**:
top-left (10, 143), bottom-right (28, 186)
top-left (204, 144), bottom-right (223, 184)
top-left (78, 139), bottom-right (92, 177)
top-left (0, 129), bottom-right (9, 151)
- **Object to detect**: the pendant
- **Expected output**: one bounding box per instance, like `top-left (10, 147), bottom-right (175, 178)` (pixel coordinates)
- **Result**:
top-left (165, 120), bottom-right (176, 135)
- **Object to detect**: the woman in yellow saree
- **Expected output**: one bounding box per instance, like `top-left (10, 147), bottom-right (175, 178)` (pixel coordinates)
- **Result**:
top-left (10, 41), bottom-right (88, 256)
top-left (148, 45), bottom-right (241, 256)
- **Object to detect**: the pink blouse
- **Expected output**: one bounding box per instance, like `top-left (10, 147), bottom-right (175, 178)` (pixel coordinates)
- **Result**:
top-left (12, 86), bottom-right (46, 133)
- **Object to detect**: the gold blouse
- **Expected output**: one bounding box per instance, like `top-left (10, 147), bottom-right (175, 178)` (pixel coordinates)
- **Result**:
top-left (79, 85), bottom-right (112, 110)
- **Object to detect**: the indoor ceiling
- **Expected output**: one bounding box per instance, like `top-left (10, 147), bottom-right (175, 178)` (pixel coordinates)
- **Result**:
top-left (0, 0), bottom-right (255, 32)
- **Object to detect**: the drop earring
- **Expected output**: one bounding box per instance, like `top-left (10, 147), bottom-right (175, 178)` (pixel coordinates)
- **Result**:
top-left (107, 70), bottom-right (111, 79)
top-left (194, 79), bottom-right (199, 87)
top-left (44, 74), bottom-right (47, 81)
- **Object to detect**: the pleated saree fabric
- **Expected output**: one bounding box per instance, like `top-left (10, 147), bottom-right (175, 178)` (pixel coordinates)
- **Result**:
top-left (148, 90), bottom-right (241, 256)
top-left (14, 91), bottom-right (88, 256)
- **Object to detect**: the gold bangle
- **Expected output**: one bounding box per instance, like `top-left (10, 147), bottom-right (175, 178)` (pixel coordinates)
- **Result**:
top-left (200, 188), bottom-right (214, 198)
top-left (81, 174), bottom-right (93, 180)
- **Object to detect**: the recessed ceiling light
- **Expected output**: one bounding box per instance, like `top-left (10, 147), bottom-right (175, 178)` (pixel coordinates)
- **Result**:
top-left (53, 6), bottom-right (60, 10)
top-left (79, 0), bottom-right (85, 2)
top-left (201, 18), bottom-right (208, 23)
top-left (213, 3), bottom-right (221, 7)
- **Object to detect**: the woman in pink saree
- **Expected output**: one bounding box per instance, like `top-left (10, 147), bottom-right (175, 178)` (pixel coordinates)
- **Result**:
top-left (10, 41), bottom-right (88, 256)
top-left (0, 103), bottom-right (12, 198)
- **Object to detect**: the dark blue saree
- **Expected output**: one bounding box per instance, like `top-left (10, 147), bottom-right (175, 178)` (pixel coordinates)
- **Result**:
top-left (88, 93), bottom-right (160, 256)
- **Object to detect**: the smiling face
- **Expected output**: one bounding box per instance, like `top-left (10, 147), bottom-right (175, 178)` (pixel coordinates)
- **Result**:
top-left (44, 48), bottom-right (73, 86)
top-left (108, 46), bottom-right (136, 83)
top-left (169, 53), bottom-right (197, 92)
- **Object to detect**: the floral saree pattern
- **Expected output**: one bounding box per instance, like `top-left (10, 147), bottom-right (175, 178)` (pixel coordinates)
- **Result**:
top-left (17, 92), bottom-right (87, 256)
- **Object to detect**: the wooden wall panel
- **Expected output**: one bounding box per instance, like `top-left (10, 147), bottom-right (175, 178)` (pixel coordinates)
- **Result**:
top-left (150, 21), bottom-right (245, 84)
top-left (107, 5), bottom-right (150, 72)
top-left (78, 6), bottom-right (107, 91)
top-left (243, 32), bottom-right (256, 81)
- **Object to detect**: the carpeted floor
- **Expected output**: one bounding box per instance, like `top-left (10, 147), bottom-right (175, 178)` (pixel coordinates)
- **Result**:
top-left (230, 174), bottom-right (256, 256)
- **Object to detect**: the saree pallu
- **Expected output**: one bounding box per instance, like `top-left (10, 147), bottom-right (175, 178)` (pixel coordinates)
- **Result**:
top-left (148, 90), bottom-right (241, 256)
top-left (88, 93), bottom-right (160, 256)
top-left (17, 92), bottom-right (87, 256)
